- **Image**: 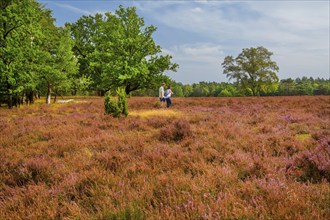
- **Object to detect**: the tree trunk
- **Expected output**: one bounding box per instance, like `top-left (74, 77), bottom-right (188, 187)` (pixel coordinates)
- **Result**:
top-left (8, 94), bottom-right (12, 109)
top-left (46, 83), bottom-right (51, 104)
top-left (125, 85), bottom-right (138, 95)
top-left (97, 90), bottom-right (105, 96)
top-left (35, 92), bottom-right (40, 100)
top-left (27, 90), bottom-right (34, 104)
top-left (6, 80), bottom-right (12, 109)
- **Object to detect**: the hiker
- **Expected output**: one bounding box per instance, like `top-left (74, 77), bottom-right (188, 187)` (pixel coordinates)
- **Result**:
top-left (159, 83), bottom-right (166, 108)
top-left (164, 85), bottom-right (174, 108)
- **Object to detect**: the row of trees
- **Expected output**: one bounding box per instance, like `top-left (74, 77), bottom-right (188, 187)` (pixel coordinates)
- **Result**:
top-left (133, 77), bottom-right (329, 97)
top-left (0, 0), bottom-right (78, 107)
top-left (0, 0), bottom-right (177, 108)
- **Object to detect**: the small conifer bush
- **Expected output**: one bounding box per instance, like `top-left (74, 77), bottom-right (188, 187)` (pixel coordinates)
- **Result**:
top-left (104, 88), bottom-right (128, 117)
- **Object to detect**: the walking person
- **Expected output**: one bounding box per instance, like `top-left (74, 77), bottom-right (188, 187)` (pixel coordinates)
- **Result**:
top-left (164, 85), bottom-right (174, 108)
top-left (159, 83), bottom-right (166, 108)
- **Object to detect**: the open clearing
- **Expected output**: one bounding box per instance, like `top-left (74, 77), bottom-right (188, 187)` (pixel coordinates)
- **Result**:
top-left (0, 96), bottom-right (329, 219)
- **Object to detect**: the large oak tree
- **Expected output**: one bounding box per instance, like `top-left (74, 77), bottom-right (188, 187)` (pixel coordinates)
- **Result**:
top-left (222, 46), bottom-right (279, 96)
top-left (86, 6), bottom-right (178, 94)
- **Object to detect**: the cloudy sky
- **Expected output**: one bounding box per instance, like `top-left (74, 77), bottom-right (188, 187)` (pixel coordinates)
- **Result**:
top-left (38, 0), bottom-right (329, 84)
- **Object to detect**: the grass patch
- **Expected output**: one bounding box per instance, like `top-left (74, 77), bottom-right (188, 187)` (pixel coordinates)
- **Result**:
top-left (129, 109), bottom-right (183, 118)
top-left (295, 133), bottom-right (311, 141)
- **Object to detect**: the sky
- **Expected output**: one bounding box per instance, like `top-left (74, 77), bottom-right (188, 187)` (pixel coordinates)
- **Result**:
top-left (38, 0), bottom-right (330, 84)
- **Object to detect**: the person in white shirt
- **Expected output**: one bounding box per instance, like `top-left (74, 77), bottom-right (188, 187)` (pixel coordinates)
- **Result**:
top-left (159, 83), bottom-right (166, 107)
top-left (164, 85), bottom-right (174, 108)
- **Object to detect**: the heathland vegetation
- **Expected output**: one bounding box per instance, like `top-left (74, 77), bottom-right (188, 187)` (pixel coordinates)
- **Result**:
top-left (1, 1), bottom-right (329, 219)
top-left (0, 96), bottom-right (329, 219)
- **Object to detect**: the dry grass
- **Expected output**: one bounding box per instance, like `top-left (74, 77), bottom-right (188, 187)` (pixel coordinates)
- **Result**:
top-left (129, 109), bottom-right (183, 118)
top-left (0, 96), bottom-right (329, 219)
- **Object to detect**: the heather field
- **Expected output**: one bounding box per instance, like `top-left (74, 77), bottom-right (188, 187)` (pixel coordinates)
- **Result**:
top-left (0, 96), bottom-right (329, 219)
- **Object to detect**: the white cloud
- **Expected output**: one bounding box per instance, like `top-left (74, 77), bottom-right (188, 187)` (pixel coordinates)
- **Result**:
top-left (141, 1), bottom-right (329, 80)
top-left (163, 43), bottom-right (226, 83)
top-left (170, 43), bottom-right (224, 62)
top-left (191, 7), bottom-right (202, 13)
top-left (40, 0), bottom-right (329, 83)
top-left (140, 1), bottom-right (328, 44)
top-left (53, 3), bottom-right (92, 15)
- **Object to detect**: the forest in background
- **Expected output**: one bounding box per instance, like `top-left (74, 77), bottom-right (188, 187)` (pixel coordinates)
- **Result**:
top-left (133, 77), bottom-right (330, 97)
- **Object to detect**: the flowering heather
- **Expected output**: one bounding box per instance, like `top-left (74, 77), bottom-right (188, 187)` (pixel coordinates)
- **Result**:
top-left (0, 96), bottom-right (329, 219)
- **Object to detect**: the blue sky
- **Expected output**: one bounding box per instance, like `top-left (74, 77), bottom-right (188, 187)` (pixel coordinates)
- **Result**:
top-left (38, 0), bottom-right (329, 84)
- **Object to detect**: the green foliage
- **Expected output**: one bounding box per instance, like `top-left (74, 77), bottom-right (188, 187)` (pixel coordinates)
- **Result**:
top-left (104, 88), bottom-right (128, 117)
top-left (172, 84), bottom-right (184, 97)
top-left (182, 84), bottom-right (193, 97)
top-left (278, 77), bottom-right (330, 96)
top-left (104, 92), bottom-right (120, 117)
top-left (222, 46), bottom-right (279, 96)
top-left (129, 77), bottom-right (329, 97)
top-left (65, 14), bottom-right (104, 93)
top-left (89, 6), bottom-right (178, 94)
top-left (218, 89), bottom-right (232, 97)
top-left (118, 87), bottom-right (129, 117)
top-left (0, 0), bottom-right (78, 107)
top-left (0, 0), bottom-right (44, 107)
top-left (66, 7), bottom-right (178, 95)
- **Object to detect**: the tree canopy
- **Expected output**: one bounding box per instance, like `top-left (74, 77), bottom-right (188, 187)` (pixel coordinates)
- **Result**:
top-left (1, 2), bottom-right (177, 107)
top-left (0, 0), bottom-right (78, 107)
top-left (68, 6), bottom-right (178, 95)
top-left (222, 46), bottom-right (279, 96)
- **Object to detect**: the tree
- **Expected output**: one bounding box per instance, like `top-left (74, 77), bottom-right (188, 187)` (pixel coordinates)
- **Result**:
top-left (65, 14), bottom-right (103, 95)
top-left (314, 78), bottom-right (330, 95)
top-left (0, 0), bottom-right (77, 106)
top-left (35, 11), bottom-right (78, 104)
top-left (0, 0), bottom-right (44, 107)
top-left (104, 87), bottom-right (128, 117)
top-left (91, 6), bottom-right (178, 95)
top-left (172, 82), bottom-right (184, 97)
top-left (222, 46), bottom-right (279, 96)
top-left (182, 84), bottom-right (193, 97)
top-left (294, 77), bottom-right (313, 96)
top-left (191, 82), bottom-right (210, 97)
top-left (278, 78), bottom-right (295, 96)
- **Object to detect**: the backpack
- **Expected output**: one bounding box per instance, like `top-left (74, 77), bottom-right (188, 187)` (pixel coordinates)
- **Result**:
top-left (164, 89), bottom-right (170, 97)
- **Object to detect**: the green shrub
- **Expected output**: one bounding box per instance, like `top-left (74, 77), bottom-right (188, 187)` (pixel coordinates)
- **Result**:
top-left (104, 88), bottom-right (128, 117)
top-left (118, 88), bottom-right (128, 117)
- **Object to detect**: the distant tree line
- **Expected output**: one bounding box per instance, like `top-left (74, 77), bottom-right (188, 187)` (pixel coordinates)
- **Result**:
top-left (134, 46), bottom-right (329, 97)
top-left (133, 77), bottom-right (329, 97)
